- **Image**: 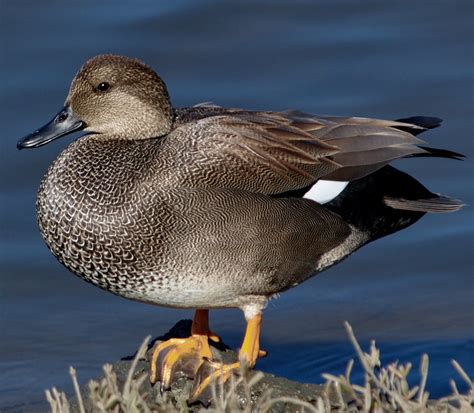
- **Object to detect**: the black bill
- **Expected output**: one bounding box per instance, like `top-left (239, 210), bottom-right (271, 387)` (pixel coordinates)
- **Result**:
top-left (17, 106), bottom-right (86, 150)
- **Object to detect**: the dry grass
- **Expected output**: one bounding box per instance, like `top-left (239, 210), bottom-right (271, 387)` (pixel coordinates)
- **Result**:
top-left (46, 323), bottom-right (473, 413)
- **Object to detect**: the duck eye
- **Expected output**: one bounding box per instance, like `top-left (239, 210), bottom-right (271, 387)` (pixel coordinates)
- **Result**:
top-left (56, 112), bottom-right (68, 123)
top-left (97, 82), bottom-right (110, 92)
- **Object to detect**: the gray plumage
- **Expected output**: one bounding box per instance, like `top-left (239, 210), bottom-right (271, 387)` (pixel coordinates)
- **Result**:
top-left (19, 54), bottom-right (460, 315)
top-left (37, 132), bottom-right (362, 309)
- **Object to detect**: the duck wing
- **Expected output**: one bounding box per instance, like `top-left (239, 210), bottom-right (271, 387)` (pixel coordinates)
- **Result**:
top-left (166, 110), bottom-right (429, 194)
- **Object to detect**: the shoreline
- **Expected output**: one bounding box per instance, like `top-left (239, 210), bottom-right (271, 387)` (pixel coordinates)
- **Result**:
top-left (53, 320), bottom-right (473, 412)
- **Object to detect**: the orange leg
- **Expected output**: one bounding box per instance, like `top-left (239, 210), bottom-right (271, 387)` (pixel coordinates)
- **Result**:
top-left (191, 309), bottom-right (220, 343)
top-left (150, 309), bottom-right (220, 389)
top-left (190, 312), bottom-right (266, 404)
top-left (239, 313), bottom-right (264, 366)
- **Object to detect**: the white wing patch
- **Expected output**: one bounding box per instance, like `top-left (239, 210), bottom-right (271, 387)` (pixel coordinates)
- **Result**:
top-left (303, 180), bottom-right (349, 204)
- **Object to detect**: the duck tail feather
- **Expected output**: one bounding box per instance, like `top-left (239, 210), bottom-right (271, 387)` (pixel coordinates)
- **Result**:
top-left (383, 195), bottom-right (465, 213)
top-left (410, 146), bottom-right (465, 160)
top-left (394, 116), bottom-right (442, 134)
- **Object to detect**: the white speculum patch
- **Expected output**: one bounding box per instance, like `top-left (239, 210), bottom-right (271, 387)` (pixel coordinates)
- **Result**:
top-left (303, 180), bottom-right (349, 204)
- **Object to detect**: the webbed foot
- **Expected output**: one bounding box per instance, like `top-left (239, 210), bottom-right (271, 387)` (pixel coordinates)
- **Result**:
top-left (189, 359), bottom-right (241, 405)
top-left (150, 334), bottom-right (212, 390)
top-left (149, 309), bottom-right (219, 390)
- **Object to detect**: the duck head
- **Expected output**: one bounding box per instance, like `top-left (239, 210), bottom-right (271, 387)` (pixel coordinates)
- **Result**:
top-left (17, 54), bottom-right (173, 149)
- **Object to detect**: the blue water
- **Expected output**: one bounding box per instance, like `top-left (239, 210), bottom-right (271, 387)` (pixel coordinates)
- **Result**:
top-left (1, 1), bottom-right (473, 411)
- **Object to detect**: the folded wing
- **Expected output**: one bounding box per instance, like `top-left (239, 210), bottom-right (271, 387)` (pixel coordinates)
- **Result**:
top-left (166, 109), bottom-right (447, 195)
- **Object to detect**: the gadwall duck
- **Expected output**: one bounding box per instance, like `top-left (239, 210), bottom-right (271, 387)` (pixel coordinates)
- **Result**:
top-left (17, 55), bottom-right (463, 404)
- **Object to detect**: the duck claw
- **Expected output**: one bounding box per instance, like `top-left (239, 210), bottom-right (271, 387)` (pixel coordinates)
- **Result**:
top-left (150, 336), bottom-right (212, 390)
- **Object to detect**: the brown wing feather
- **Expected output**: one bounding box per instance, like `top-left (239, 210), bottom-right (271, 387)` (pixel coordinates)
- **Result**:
top-left (188, 114), bottom-right (342, 187)
top-left (167, 109), bottom-right (431, 193)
